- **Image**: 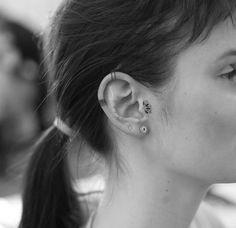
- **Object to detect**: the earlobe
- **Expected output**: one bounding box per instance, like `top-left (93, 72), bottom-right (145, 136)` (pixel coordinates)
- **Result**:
top-left (97, 72), bottom-right (152, 136)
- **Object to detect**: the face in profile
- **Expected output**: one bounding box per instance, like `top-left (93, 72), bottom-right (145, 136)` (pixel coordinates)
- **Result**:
top-left (153, 17), bottom-right (236, 184)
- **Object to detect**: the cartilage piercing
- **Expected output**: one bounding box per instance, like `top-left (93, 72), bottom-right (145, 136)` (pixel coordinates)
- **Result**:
top-left (143, 100), bottom-right (152, 114)
top-left (110, 72), bottom-right (117, 81)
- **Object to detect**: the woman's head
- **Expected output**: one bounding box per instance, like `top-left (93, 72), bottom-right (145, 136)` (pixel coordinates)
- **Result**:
top-left (20, 1), bottom-right (236, 228)
top-left (46, 0), bottom-right (236, 182)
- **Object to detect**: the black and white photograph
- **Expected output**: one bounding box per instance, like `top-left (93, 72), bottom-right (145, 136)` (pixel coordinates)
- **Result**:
top-left (0, 1), bottom-right (236, 228)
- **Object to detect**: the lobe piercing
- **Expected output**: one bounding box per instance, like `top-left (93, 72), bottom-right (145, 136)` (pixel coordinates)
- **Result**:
top-left (128, 124), bottom-right (133, 131)
top-left (140, 125), bottom-right (148, 135)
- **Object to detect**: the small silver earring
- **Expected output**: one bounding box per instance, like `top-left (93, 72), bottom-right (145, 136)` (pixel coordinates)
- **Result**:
top-left (110, 72), bottom-right (117, 81)
top-left (128, 124), bottom-right (133, 131)
top-left (139, 125), bottom-right (148, 135)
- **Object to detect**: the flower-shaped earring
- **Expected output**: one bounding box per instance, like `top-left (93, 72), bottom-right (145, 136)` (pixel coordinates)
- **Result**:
top-left (143, 100), bottom-right (152, 114)
top-left (139, 100), bottom-right (152, 135)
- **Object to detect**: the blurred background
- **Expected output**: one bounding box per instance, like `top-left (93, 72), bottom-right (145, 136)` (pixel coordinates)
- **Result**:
top-left (0, 1), bottom-right (61, 228)
top-left (0, 0), bottom-right (62, 29)
top-left (0, 1), bottom-right (235, 228)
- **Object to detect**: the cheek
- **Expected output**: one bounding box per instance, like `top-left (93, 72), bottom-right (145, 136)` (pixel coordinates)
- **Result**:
top-left (203, 102), bottom-right (236, 152)
top-left (161, 82), bottom-right (236, 181)
top-left (189, 83), bottom-right (236, 154)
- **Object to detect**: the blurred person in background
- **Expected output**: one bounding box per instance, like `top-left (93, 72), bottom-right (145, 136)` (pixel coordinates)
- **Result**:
top-left (0, 14), bottom-right (53, 228)
top-left (0, 14), bottom-right (51, 177)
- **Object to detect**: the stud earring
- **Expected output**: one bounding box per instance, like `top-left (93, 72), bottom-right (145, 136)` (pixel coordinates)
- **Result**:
top-left (128, 124), bottom-right (133, 131)
top-left (143, 100), bottom-right (152, 114)
top-left (139, 125), bottom-right (148, 135)
top-left (110, 72), bottom-right (117, 81)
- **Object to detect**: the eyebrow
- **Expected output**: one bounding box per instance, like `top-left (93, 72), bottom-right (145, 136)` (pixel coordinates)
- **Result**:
top-left (217, 49), bottom-right (236, 60)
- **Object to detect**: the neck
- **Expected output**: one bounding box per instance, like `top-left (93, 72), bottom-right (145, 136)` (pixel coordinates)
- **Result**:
top-left (93, 149), bottom-right (210, 228)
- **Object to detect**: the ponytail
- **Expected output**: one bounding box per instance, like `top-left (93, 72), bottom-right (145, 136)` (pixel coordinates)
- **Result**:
top-left (19, 126), bottom-right (84, 228)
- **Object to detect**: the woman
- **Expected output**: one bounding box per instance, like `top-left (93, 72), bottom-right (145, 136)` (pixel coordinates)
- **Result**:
top-left (20, 1), bottom-right (236, 228)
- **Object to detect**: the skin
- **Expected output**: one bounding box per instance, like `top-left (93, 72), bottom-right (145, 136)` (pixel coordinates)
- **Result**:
top-left (162, 18), bottom-right (236, 183)
top-left (93, 17), bottom-right (236, 228)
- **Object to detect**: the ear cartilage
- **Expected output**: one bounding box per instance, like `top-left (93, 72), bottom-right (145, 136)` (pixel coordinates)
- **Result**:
top-left (98, 99), bottom-right (106, 106)
top-left (143, 100), bottom-right (152, 114)
top-left (139, 126), bottom-right (148, 135)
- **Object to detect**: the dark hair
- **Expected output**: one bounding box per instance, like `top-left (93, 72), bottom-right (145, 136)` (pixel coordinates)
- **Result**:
top-left (20, 1), bottom-right (236, 228)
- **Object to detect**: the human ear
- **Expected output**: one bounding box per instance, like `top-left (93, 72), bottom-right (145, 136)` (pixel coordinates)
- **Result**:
top-left (97, 72), bottom-right (151, 136)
